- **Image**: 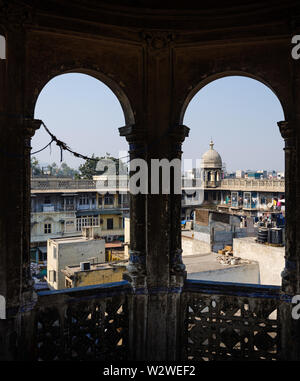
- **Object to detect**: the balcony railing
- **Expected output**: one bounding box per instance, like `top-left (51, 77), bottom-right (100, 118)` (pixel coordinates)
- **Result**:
top-left (182, 280), bottom-right (284, 361)
top-left (31, 178), bottom-right (285, 194)
top-left (27, 278), bottom-right (291, 361)
top-left (220, 179), bottom-right (285, 192)
top-left (32, 281), bottom-right (131, 361)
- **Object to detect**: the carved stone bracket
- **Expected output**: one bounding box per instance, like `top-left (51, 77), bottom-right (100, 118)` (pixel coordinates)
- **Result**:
top-left (23, 118), bottom-right (43, 149)
top-left (277, 121), bottom-right (296, 151)
top-left (169, 124), bottom-right (190, 156)
top-left (119, 124), bottom-right (146, 145)
top-left (119, 124), bottom-right (148, 160)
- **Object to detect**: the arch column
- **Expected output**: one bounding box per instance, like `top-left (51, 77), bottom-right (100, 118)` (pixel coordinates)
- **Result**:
top-left (278, 121), bottom-right (298, 294)
top-left (278, 120), bottom-right (300, 361)
top-left (120, 124), bottom-right (189, 360)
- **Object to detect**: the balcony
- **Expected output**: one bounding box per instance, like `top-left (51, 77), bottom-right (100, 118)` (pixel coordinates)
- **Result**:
top-left (31, 179), bottom-right (96, 192)
top-left (26, 278), bottom-right (288, 361)
top-left (219, 179), bottom-right (285, 192)
top-left (32, 281), bottom-right (130, 361)
top-left (182, 280), bottom-right (283, 361)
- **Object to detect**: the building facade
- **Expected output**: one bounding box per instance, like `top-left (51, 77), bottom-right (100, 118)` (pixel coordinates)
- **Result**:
top-left (31, 177), bottom-right (129, 248)
top-left (47, 227), bottom-right (106, 290)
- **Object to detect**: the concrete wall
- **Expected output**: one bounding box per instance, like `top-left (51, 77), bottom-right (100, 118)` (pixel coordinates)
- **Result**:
top-left (182, 235), bottom-right (211, 256)
top-left (233, 237), bottom-right (284, 286)
top-left (187, 262), bottom-right (260, 284)
top-left (73, 266), bottom-right (126, 287)
top-left (47, 238), bottom-right (106, 289)
top-left (192, 221), bottom-right (257, 253)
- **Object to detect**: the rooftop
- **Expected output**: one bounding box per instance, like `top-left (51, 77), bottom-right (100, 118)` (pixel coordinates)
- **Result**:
top-left (62, 260), bottom-right (128, 277)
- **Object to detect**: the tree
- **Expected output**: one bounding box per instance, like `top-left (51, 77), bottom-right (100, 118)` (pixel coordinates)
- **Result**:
top-left (78, 154), bottom-right (101, 179)
top-left (78, 154), bottom-right (126, 179)
top-left (31, 157), bottom-right (42, 176)
top-left (57, 162), bottom-right (80, 178)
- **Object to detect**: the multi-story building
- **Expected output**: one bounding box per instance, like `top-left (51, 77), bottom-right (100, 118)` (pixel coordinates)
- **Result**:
top-left (31, 177), bottom-right (129, 249)
top-left (31, 146), bottom-right (285, 251)
top-left (181, 141), bottom-right (285, 219)
top-left (47, 226), bottom-right (106, 290)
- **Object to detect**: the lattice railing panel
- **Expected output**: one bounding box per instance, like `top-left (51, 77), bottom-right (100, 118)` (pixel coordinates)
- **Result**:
top-left (183, 281), bottom-right (281, 361)
top-left (34, 282), bottom-right (130, 361)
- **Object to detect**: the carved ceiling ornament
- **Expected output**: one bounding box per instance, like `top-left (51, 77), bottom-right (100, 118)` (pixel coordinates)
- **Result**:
top-left (141, 30), bottom-right (175, 51)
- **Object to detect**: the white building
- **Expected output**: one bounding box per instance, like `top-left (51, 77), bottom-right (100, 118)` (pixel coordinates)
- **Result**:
top-left (235, 170), bottom-right (245, 178)
top-left (47, 226), bottom-right (105, 290)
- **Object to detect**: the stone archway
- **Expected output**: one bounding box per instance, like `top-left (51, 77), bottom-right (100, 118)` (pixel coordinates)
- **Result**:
top-left (179, 73), bottom-right (290, 290)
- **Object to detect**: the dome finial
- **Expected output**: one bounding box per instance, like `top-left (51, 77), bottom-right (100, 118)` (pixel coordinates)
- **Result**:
top-left (210, 139), bottom-right (214, 150)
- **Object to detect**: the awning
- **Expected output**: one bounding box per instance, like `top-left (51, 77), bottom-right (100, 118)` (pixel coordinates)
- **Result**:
top-left (76, 210), bottom-right (101, 217)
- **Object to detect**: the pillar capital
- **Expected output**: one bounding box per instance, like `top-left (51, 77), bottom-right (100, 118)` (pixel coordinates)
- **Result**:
top-left (119, 124), bottom-right (147, 144)
top-left (23, 118), bottom-right (42, 140)
top-left (277, 121), bottom-right (297, 150)
top-left (169, 125), bottom-right (190, 143)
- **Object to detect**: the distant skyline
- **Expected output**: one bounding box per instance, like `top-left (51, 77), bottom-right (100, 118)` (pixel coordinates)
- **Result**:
top-left (32, 73), bottom-right (284, 173)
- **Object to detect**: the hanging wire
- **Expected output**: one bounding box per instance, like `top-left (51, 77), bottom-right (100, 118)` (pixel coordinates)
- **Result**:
top-left (31, 121), bottom-right (130, 162)
top-left (31, 138), bottom-right (54, 155)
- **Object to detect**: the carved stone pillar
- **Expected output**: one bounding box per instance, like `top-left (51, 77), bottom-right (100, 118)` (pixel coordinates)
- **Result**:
top-left (277, 121), bottom-right (298, 294)
top-left (169, 125), bottom-right (190, 288)
top-left (119, 123), bottom-right (189, 361)
top-left (22, 119), bottom-right (42, 294)
top-left (119, 125), bottom-right (147, 290)
top-left (277, 120), bottom-right (300, 361)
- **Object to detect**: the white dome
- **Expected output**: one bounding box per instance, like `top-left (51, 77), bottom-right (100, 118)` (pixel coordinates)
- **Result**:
top-left (201, 140), bottom-right (222, 169)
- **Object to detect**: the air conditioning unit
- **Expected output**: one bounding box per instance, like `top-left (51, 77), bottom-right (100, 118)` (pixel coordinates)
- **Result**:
top-left (80, 261), bottom-right (91, 271)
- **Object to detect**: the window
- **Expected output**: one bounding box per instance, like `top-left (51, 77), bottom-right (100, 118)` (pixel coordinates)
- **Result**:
top-left (231, 192), bottom-right (238, 207)
top-left (48, 270), bottom-right (56, 282)
top-left (104, 193), bottom-right (114, 205)
top-left (44, 223), bottom-right (52, 234)
top-left (244, 192), bottom-right (251, 209)
top-left (107, 218), bottom-right (114, 230)
top-left (79, 195), bottom-right (89, 205)
top-left (76, 216), bottom-right (99, 231)
top-left (53, 246), bottom-right (57, 259)
top-left (66, 197), bottom-right (74, 205)
top-left (44, 196), bottom-right (51, 204)
top-left (118, 193), bottom-right (122, 205)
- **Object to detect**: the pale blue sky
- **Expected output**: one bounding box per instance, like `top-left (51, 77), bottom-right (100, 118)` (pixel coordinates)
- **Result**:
top-left (32, 73), bottom-right (285, 172)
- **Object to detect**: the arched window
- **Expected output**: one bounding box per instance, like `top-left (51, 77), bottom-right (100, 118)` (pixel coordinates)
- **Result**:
top-left (181, 75), bottom-right (285, 287)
